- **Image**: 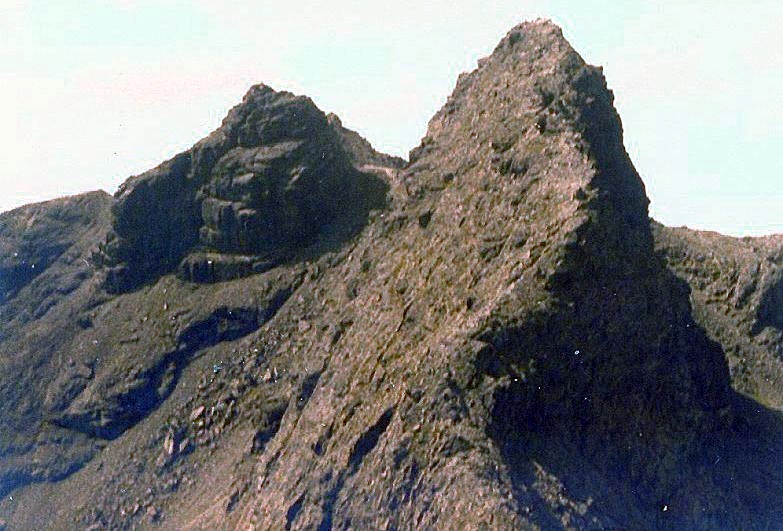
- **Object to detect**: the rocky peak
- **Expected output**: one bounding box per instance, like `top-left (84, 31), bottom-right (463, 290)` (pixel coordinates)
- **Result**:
top-left (99, 84), bottom-right (388, 292)
top-left (3, 19), bottom-right (783, 531)
top-left (217, 84), bottom-right (331, 147)
top-left (233, 19), bottom-right (732, 528)
top-left (411, 20), bottom-right (648, 230)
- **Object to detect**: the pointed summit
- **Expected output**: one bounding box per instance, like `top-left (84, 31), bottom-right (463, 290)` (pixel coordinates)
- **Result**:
top-left (412, 18), bottom-right (648, 229)
top-left (3, 19), bottom-right (782, 531)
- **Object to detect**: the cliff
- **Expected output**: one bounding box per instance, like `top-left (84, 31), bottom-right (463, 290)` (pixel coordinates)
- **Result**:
top-left (1, 20), bottom-right (782, 530)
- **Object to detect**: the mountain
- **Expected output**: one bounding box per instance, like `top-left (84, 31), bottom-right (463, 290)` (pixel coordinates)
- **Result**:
top-left (654, 224), bottom-right (783, 410)
top-left (2, 20), bottom-right (783, 530)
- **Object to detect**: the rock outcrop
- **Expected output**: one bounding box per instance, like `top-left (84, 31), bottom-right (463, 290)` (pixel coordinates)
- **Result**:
top-left (97, 85), bottom-right (388, 291)
top-left (0, 191), bottom-right (113, 495)
top-left (1, 19), bottom-right (783, 531)
top-left (654, 223), bottom-right (783, 409)
top-left (0, 191), bottom-right (111, 307)
top-left (326, 113), bottom-right (406, 170)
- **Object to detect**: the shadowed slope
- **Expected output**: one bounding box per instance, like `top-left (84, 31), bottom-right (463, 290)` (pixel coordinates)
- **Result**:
top-left (654, 223), bottom-right (783, 409)
top-left (1, 19), bottom-right (783, 531)
top-left (0, 87), bottom-right (393, 505)
top-left (97, 85), bottom-right (389, 292)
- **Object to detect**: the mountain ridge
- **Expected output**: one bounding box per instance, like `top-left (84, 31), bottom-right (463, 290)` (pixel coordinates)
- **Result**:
top-left (1, 19), bottom-right (782, 530)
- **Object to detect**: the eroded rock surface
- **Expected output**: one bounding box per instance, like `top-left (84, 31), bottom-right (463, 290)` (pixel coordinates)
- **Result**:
top-left (1, 19), bottom-right (783, 531)
top-left (97, 85), bottom-right (388, 291)
top-left (0, 87), bottom-right (391, 507)
top-left (654, 223), bottom-right (783, 409)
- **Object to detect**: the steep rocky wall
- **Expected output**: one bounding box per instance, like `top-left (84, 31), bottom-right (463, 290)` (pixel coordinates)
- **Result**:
top-left (2, 19), bottom-right (783, 531)
top-left (654, 223), bottom-right (783, 409)
top-left (99, 85), bottom-right (388, 292)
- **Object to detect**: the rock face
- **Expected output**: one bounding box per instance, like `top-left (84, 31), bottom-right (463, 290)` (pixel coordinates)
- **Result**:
top-left (2, 19), bottom-right (783, 530)
top-left (0, 191), bottom-right (113, 494)
top-left (0, 192), bottom-right (111, 307)
top-left (654, 223), bottom-right (783, 409)
top-left (97, 85), bottom-right (388, 291)
top-left (326, 113), bottom-right (407, 170)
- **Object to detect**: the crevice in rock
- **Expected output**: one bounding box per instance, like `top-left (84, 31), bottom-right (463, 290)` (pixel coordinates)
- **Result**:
top-left (314, 408), bottom-right (395, 530)
top-left (317, 472), bottom-right (345, 531)
top-left (251, 403), bottom-right (288, 455)
top-left (348, 408), bottom-right (394, 474)
top-left (52, 288), bottom-right (294, 440)
top-left (285, 493), bottom-right (305, 530)
top-left (297, 372), bottom-right (322, 410)
top-left (753, 273), bottom-right (783, 334)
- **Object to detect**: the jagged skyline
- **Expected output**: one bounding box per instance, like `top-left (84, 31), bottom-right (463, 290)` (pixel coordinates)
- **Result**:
top-left (2, 19), bottom-right (783, 528)
top-left (1, 0), bottom-right (781, 235)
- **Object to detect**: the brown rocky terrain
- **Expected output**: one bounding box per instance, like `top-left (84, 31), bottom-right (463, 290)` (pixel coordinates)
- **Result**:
top-left (654, 224), bottom-right (783, 410)
top-left (1, 20), bottom-right (782, 530)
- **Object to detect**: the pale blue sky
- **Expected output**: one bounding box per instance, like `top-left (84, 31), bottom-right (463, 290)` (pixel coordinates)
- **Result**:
top-left (1, 1), bottom-right (781, 236)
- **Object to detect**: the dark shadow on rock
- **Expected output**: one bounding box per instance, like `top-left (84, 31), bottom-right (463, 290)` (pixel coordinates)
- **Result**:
top-left (0, 470), bottom-right (30, 499)
top-left (483, 263), bottom-right (783, 529)
top-left (98, 152), bottom-right (202, 293)
top-left (51, 289), bottom-right (293, 440)
top-left (95, 84), bottom-right (393, 294)
top-left (99, 158), bottom-right (389, 293)
top-left (489, 381), bottom-right (783, 529)
top-left (752, 271), bottom-right (783, 335)
top-left (177, 168), bottom-right (390, 286)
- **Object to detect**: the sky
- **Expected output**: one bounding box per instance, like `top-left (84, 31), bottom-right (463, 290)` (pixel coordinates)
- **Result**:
top-left (1, 0), bottom-right (781, 236)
